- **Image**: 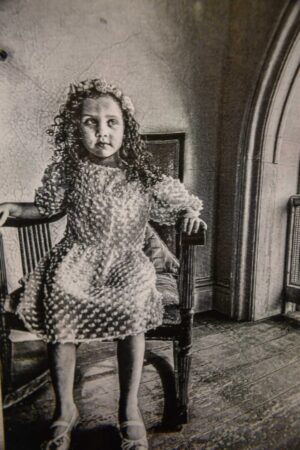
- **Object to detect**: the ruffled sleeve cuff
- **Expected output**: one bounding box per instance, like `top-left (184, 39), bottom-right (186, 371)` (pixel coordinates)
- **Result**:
top-left (150, 175), bottom-right (203, 226)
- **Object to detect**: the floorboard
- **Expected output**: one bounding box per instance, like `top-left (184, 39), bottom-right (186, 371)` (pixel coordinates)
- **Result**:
top-left (3, 312), bottom-right (300, 449)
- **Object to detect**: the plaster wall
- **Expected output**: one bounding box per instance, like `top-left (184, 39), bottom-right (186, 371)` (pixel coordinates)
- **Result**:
top-left (0, 0), bottom-right (229, 309)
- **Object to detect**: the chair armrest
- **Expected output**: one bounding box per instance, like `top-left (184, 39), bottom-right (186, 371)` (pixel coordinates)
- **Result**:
top-left (178, 225), bottom-right (206, 310)
top-left (3, 212), bottom-right (65, 228)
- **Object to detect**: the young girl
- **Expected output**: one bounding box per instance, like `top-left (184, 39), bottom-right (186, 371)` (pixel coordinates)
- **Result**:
top-left (0, 79), bottom-right (206, 450)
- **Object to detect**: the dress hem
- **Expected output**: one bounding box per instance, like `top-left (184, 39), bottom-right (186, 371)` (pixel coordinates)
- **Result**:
top-left (16, 307), bottom-right (163, 344)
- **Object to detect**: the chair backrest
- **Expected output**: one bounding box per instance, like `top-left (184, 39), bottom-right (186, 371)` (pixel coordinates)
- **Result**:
top-left (18, 223), bottom-right (52, 276)
top-left (144, 133), bottom-right (185, 256)
top-left (0, 220), bottom-right (53, 294)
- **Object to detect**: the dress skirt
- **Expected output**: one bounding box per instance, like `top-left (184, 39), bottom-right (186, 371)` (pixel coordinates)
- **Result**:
top-left (15, 158), bottom-right (203, 343)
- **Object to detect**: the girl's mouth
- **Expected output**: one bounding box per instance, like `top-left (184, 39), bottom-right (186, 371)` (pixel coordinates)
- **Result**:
top-left (96, 142), bottom-right (110, 147)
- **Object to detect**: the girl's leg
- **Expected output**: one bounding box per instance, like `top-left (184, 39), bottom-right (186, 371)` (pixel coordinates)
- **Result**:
top-left (117, 333), bottom-right (146, 440)
top-left (47, 343), bottom-right (78, 438)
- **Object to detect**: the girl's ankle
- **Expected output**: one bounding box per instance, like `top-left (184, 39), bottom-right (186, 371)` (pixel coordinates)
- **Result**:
top-left (119, 410), bottom-right (146, 441)
top-left (118, 401), bottom-right (139, 419)
top-left (54, 403), bottom-right (78, 419)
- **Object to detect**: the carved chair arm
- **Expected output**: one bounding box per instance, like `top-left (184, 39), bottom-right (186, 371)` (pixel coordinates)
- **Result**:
top-left (3, 213), bottom-right (65, 228)
top-left (178, 225), bottom-right (206, 311)
top-left (179, 228), bottom-right (206, 247)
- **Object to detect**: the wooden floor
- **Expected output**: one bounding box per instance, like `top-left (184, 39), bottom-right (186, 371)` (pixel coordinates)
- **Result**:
top-left (3, 311), bottom-right (300, 450)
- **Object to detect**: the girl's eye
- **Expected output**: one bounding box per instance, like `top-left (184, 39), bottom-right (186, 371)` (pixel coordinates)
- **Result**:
top-left (84, 118), bottom-right (97, 126)
top-left (108, 119), bottom-right (119, 127)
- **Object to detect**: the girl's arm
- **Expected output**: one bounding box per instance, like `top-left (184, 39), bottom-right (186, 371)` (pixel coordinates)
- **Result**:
top-left (0, 161), bottom-right (69, 227)
top-left (150, 175), bottom-right (207, 234)
top-left (0, 202), bottom-right (43, 226)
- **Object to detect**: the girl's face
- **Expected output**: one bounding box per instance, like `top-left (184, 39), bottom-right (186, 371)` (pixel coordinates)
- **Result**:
top-left (79, 95), bottom-right (125, 162)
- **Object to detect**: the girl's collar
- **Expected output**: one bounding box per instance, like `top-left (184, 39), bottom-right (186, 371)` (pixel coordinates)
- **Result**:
top-left (79, 155), bottom-right (128, 172)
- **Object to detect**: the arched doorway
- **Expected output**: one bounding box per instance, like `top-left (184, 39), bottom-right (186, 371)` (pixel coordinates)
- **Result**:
top-left (232, 2), bottom-right (300, 320)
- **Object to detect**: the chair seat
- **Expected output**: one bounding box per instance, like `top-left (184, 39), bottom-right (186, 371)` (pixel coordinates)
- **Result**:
top-left (162, 304), bottom-right (181, 324)
top-left (156, 273), bottom-right (181, 324)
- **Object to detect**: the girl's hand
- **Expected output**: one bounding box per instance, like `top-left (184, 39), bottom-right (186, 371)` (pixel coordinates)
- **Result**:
top-left (0, 203), bottom-right (42, 225)
top-left (0, 203), bottom-right (22, 226)
top-left (182, 209), bottom-right (207, 235)
top-left (0, 203), bottom-right (11, 227)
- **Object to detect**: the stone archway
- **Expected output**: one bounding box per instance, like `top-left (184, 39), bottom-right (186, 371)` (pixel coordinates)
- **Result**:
top-left (231, 2), bottom-right (300, 320)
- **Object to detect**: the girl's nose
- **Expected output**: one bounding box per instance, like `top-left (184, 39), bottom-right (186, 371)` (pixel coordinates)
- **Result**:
top-left (96, 121), bottom-right (108, 138)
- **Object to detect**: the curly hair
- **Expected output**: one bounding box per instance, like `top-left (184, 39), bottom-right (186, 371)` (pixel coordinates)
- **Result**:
top-left (47, 79), bottom-right (162, 188)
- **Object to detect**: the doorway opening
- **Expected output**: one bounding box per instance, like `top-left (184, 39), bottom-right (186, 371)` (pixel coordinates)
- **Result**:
top-left (231, 3), bottom-right (300, 321)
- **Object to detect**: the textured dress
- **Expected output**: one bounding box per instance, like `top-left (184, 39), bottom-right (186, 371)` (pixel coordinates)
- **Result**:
top-left (16, 158), bottom-right (203, 343)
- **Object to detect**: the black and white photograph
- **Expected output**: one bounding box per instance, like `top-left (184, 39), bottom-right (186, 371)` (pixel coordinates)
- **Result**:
top-left (0, 1), bottom-right (300, 449)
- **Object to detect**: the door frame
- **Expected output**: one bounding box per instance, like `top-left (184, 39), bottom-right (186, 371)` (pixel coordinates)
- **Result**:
top-left (230, 1), bottom-right (300, 320)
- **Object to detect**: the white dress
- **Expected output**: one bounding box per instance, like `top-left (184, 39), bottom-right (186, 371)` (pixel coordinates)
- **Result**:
top-left (17, 158), bottom-right (203, 343)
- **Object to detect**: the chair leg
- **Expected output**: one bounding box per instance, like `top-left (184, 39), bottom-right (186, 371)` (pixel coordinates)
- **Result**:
top-left (0, 310), bottom-right (12, 393)
top-left (173, 340), bottom-right (179, 393)
top-left (176, 340), bottom-right (192, 424)
top-left (175, 307), bottom-right (194, 425)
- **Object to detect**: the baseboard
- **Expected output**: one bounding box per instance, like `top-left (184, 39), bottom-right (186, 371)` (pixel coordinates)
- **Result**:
top-left (194, 277), bottom-right (213, 313)
top-left (213, 283), bottom-right (232, 317)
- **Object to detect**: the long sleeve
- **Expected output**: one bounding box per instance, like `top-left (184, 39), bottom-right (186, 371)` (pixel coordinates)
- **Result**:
top-left (149, 175), bottom-right (203, 226)
top-left (34, 162), bottom-right (68, 217)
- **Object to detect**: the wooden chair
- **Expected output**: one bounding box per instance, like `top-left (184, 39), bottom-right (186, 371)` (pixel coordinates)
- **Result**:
top-left (0, 133), bottom-right (206, 427)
